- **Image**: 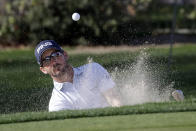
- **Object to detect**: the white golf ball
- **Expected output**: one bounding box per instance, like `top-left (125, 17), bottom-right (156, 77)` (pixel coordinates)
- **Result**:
top-left (72, 13), bottom-right (80, 21)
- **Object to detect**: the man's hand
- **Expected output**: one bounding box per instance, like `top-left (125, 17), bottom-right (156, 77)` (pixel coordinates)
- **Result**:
top-left (103, 88), bottom-right (122, 107)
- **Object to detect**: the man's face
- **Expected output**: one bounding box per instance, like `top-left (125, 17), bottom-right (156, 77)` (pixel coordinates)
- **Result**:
top-left (40, 49), bottom-right (69, 78)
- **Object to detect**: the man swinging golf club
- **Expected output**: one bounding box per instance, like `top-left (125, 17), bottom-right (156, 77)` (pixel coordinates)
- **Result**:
top-left (35, 40), bottom-right (184, 112)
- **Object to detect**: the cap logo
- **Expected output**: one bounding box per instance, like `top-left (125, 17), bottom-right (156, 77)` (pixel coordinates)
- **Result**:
top-left (37, 42), bottom-right (53, 54)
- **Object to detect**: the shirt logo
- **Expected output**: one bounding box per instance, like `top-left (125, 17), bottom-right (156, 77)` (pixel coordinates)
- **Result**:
top-left (37, 42), bottom-right (53, 54)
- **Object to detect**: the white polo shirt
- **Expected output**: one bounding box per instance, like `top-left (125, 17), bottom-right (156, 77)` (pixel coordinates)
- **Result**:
top-left (49, 62), bottom-right (115, 112)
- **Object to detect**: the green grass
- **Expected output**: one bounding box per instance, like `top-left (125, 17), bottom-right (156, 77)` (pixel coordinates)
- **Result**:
top-left (1, 112), bottom-right (196, 131)
top-left (0, 44), bottom-right (196, 114)
top-left (0, 100), bottom-right (196, 124)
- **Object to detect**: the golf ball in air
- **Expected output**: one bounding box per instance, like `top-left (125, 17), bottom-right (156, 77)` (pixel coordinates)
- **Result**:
top-left (72, 13), bottom-right (80, 21)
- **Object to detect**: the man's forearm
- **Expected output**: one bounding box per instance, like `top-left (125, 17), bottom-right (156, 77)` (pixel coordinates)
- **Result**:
top-left (103, 88), bottom-right (122, 107)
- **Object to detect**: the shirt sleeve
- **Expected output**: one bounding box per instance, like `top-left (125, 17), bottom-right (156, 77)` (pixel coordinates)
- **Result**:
top-left (93, 63), bottom-right (115, 93)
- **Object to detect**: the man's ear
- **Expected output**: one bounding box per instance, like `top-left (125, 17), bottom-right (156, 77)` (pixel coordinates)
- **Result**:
top-left (40, 67), bottom-right (48, 74)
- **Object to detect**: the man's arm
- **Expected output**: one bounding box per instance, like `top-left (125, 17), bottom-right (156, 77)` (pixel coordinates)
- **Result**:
top-left (92, 62), bottom-right (122, 107)
top-left (103, 88), bottom-right (122, 107)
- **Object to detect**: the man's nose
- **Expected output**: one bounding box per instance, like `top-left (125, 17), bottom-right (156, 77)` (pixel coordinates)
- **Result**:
top-left (50, 57), bottom-right (57, 65)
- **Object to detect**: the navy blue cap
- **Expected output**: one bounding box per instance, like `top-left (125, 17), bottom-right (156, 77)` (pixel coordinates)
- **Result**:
top-left (34, 40), bottom-right (64, 66)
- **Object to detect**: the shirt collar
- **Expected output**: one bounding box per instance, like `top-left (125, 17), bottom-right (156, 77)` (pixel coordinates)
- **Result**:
top-left (53, 67), bottom-right (83, 90)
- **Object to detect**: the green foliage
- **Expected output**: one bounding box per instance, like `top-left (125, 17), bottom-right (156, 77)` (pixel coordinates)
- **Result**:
top-left (1, 0), bottom-right (196, 45)
top-left (0, 0), bottom-right (128, 45)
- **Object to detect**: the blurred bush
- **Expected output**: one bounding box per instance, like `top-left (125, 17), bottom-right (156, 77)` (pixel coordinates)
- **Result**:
top-left (0, 0), bottom-right (196, 46)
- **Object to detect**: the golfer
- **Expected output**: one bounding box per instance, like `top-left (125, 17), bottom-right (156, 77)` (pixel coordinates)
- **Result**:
top-left (35, 40), bottom-right (121, 112)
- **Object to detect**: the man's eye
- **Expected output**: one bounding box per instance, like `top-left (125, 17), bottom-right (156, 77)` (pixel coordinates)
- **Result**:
top-left (43, 57), bottom-right (51, 62)
top-left (51, 54), bottom-right (56, 57)
top-left (56, 52), bottom-right (61, 56)
top-left (46, 57), bottom-right (51, 61)
top-left (46, 57), bottom-right (51, 60)
top-left (51, 52), bottom-right (61, 57)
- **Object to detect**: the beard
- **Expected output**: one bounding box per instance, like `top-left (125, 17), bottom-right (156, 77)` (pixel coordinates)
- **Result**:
top-left (50, 62), bottom-right (70, 78)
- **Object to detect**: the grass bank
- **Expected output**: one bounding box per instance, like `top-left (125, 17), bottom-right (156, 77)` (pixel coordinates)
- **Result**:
top-left (0, 100), bottom-right (196, 124)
